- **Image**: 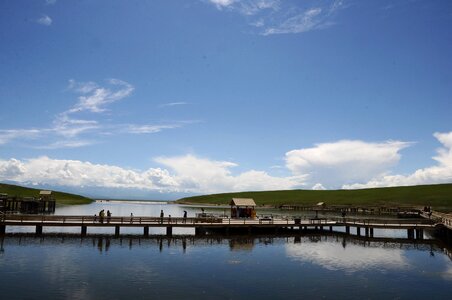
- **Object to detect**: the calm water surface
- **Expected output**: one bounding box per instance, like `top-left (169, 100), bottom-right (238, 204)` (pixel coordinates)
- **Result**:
top-left (1, 202), bottom-right (451, 299)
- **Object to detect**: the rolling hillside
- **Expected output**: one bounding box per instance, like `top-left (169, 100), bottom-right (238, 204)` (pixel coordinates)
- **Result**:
top-left (177, 183), bottom-right (452, 211)
top-left (0, 183), bottom-right (93, 205)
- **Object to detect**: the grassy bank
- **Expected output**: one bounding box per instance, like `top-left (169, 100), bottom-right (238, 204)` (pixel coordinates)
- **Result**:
top-left (0, 183), bottom-right (93, 206)
top-left (177, 183), bottom-right (452, 211)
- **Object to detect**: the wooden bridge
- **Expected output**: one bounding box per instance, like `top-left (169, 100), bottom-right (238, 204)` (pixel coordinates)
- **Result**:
top-left (0, 213), bottom-right (441, 239)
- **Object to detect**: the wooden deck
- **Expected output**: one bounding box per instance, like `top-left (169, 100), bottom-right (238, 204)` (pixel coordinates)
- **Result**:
top-left (0, 214), bottom-right (440, 239)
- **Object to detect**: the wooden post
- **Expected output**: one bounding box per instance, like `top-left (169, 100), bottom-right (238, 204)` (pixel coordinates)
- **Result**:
top-left (115, 226), bottom-right (120, 237)
top-left (346, 226), bottom-right (350, 234)
top-left (0, 225), bottom-right (5, 235)
top-left (365, 227), bottom-right (369, 237)
top-left (36, 225), bottom-right (43, 235)
top-left (356, 227), bottom-right (361, 236)
top-left (407, 229), bottom-right (414, 239)
top-left (166, 226), bottom-right (173, 236)
top-left (143, 226), bottom-right (149, 237)
top-left (370, 228), bottom-right (374, 237)
top-left (195, 227), bottom-right (203, 236)
top-left (416, 229), bottom-right (423, 240)
top-left (329, 226), bottom-right (333, 232)
top-left (248, 226), bottom-right (252, 235)
top-left (81, 226), bottom-right (87, 236)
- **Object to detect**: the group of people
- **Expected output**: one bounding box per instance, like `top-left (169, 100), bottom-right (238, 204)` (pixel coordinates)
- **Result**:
top-left (96, 209), bottom-right (112, 223)
top-left (94, 209), bottom-right (189, 223)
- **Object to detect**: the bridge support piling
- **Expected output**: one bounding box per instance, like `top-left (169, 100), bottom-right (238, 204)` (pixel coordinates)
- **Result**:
top-left (248, 226), bottom-right (252, 235)
top-left (365, 227), bottom-right (369, 237)
top-left (320, 226), bottom-right (323, 231)
top-left (407, 229), bottom-right (414, 239)
top-left (370, 228), bottom-right (374, 237)
top-left (415, 229), bottom-right (423, 240)
top-left (329, 226), bottom-right (333, 232)
top-left (143, 226), bottom-right (149, 237)
top-left (115, 226), bottom-right (120, 237)
top-left (346, 226), bottom-right (350, 234)
top-left (356, 227), bottom-right (361, 236)
top-left (166, 227), bottom-right (173, 236)
top-left (35, 225), bottom-right (43, 235)
top-left (0, 225), bottom-right (5, 235)
top-left (81, 226), bottom-right (87, 236)
top-left (195, 227), bottom-right (205, 236)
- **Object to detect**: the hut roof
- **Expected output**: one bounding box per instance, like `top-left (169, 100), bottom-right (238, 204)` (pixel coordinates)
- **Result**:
top-left (230, 198), bottom-right (256, 207)
top-left (40, 190), bottom-right (52, 195)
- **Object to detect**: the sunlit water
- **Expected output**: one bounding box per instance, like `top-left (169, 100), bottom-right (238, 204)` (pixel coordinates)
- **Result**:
top-left (1, 202), bottom-right (451, 299)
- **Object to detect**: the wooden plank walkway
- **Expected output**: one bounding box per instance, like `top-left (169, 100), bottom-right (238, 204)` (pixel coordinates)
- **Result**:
top-left (0, 214), bottom-right (440, 239)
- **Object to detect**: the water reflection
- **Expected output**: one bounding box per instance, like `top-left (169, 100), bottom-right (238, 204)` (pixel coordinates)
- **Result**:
top-left (1, 234), bottom-right (452, 300)
top-left (286, 236), bottom-right (409, 272)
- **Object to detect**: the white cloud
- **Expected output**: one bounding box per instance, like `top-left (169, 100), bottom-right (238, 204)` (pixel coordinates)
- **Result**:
top-left (286, 239), bottom-right (408, 272)
top-left (66, 79), bottom-right (134, 114)
top-left (208, 0), bottom-right (278, 14)
top-left (205, 0), bottom-right (345, 35)
top-left (124, 124), bottom-right (182, 134)
top-left (155, 154), bottom-right (305, 193)
top-left (0, 155), bottom-right (305, 194)
top-left (263, 8), bottom-right (324, 35)
top-left (0, 129), bottom-right (43, 145)
top-left (312, 183), bottom-right (326, 190)
top-left (0, 78), bottom-right (191, 148)
top-left (159, 102), bottom-right (188, 107)
top-left (208, 0), bottom-right (236, 9)
top-left (46, 0), bottom-right (57, 5)
top-left (343, 132), bottom-right (452, 189)
top-left (36, 140), bottom-right (95, 150)
top-left (0, 156), bottom-right (177, 191)
top-left (37, 15), bottom-right (52, 26)
top-left (285, 139), bottom-right (411, 188)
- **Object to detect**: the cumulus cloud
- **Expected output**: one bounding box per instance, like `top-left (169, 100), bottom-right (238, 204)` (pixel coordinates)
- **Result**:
top-left (155, 154), bottom-right (305, 193)
top-left (286, 239), bottom-right (408, 272)
top-left (37, 15), bottom-right (52, 26)
top-left (285, 139), bottom-right (411, 188)
top-left (343, 132), bottom-right (452, 189)
top-left (0, 156), bottom-right (177, 191)
top-left (312, 183), bottom-right (326, 190)
top-left (0, 155), bottom-right (305, 194)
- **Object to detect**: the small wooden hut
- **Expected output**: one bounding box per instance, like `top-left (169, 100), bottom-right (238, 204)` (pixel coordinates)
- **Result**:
top-left (230, 198), bottom-right (256, 219)
top-left (39, 190), bottom-right (53, 201)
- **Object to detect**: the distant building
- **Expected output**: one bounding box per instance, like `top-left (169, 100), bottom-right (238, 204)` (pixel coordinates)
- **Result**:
top-left (39, 190), bottom-right (53, 201)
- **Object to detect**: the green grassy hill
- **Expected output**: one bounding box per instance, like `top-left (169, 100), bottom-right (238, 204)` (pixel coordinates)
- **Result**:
top-left (177, 183), bottom-right (452, 211)
top-left (0, 183), bottom-right (93, 205)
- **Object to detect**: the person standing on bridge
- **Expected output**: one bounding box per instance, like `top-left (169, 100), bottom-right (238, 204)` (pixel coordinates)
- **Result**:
top-left (107, 210), bottom-right (111, 223)
top-left (99, 209), bottom-right (105, 223)
top-left (183, 210), bottom-right (187, 223)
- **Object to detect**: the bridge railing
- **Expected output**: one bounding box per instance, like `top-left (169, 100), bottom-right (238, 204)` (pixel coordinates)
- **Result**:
top-left (0, 213), bottom-right (438, 227)
top-left (0, 214), bottom-right (224, 225)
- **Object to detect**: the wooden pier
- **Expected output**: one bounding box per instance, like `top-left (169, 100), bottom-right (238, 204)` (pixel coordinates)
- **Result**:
top-left (0, 191), bottom-right (56, 214)
top-left (0, 214), bottom-right (441, 240)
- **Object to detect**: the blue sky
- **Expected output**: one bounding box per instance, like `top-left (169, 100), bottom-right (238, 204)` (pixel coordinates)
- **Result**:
top-left (0, 0), bottom-right (451, 199)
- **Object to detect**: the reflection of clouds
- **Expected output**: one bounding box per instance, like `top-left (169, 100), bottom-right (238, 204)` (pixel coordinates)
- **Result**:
top-left (441, 255), bottom-right (452, 281)
top-left (286, 240), bottom-right (409, 273)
